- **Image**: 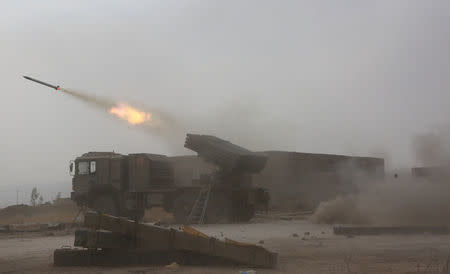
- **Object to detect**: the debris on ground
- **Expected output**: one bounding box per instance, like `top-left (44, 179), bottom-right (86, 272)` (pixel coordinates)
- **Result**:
top-left (165, 262), bottom-right (179, 269)
top-left (254, 210), bottom-right (313, 221)
top-left (0, 222), bottom-right (76, 234)
top-left (240, 270), bottom-right (257, 274)
top-left (334, 225), bottom-right (450, 236)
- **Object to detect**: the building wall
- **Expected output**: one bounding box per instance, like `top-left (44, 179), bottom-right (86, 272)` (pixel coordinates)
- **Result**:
top-left (252, 151), bottom-right (384, 210)
top-left (412, 166), bottom-right (450, 181)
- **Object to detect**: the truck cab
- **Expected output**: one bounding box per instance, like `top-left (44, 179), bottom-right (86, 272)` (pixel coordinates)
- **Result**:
top-left (71, 151), bottom-right (177, 219)
top-left (71, 152), bottom-right (127, 216)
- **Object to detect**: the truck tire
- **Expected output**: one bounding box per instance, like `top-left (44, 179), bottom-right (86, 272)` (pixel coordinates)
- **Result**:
top-left (235, 205), bottom-right (255, 222)
top-left (172, 192), bottom-right (196, 224)
top-left (205, 193), bottom-right (232, 223)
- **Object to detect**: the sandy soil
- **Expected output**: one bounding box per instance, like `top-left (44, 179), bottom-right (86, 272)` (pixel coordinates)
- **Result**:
top-left (2, 219), bottom-right (450, 273)
top-left (0, 204), bottom-right (80, 225)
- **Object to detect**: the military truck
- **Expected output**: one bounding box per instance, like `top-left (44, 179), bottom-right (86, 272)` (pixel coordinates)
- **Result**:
top-left (70, 134), bottom-right (269, 223)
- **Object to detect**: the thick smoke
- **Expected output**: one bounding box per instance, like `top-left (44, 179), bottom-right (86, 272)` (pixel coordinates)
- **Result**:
top-left (63, 88), bottom-right (185, 148)
top-left (312, 131), bottom-right (450, 225)
top-left (413, 129), bottom-right (450, 166)
top-left (312, 179), bottom-right (450, 225)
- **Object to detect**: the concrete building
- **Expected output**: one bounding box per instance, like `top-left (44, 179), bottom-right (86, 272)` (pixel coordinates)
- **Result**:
top-left (252, 151), bottom-right (384, 210)
top-left (412, 165), bottom-right (450, 181)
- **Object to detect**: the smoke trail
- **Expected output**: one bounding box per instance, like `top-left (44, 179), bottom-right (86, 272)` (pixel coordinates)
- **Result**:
top-left (63, 88), bottom-right (115, 110)
top-left (62, 88), bottom-right (185, 148)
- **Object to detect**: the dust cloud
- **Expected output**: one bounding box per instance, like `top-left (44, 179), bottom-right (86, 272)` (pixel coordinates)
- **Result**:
top-left (312, 179), bottom-right (450, 225)
top-left (312, 131), bottom-right (450, 226)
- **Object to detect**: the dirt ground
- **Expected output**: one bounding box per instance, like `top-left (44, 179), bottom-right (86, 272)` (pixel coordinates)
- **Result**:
top-left (2, 218), bottom-right (450, 274)
top-left (0, 203), bottom-right (80, 225)
top-left (0, 204), bottom-right (174, 225)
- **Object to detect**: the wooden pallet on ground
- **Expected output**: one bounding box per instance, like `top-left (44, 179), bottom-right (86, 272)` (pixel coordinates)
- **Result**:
top-left (54, 212), bottom-right (277, 268)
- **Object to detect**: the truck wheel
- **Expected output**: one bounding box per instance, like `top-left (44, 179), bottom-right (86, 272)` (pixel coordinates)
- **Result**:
top-left (172, 193), bottom-right (196, 224)
top-left (236, 205), bottom-right (255, 222)
top-left (91, 194), bottom-right (119, 217)
top-left (205, 194), bottom-right (232, 224)
top-left (206, 205), bottom-right (231, 223)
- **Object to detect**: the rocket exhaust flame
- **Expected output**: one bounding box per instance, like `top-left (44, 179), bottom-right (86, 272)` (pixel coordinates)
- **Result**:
top-left (56, 87), bottom-right (155, 126)
top-left (109, 103), bottom-right (152, 125)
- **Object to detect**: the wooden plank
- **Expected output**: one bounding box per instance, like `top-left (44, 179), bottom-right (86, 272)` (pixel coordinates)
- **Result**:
top-left (54, 248), bottom-right (174, 266)
top-left (8, 223), bottom-right (48, 232)
top-left (183, 225), bottom-right (209, 238)
top-left (135, 224), bottom-right (174, 251)
top-left (54, 248), bottom-right (243, 267)
top-left (74, 229), bottom-right (134, 249)
top-left (82, 212), bottom-right (277, 268)
top-left (84, 213), bottom-right (173, 251)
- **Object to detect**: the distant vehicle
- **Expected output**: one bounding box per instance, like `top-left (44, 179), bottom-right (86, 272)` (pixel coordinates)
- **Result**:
top-left (70, 134), bottom-right (269, 223)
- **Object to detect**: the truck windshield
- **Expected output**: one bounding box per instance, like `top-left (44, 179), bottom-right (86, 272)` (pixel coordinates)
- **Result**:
top-left (78, 162), bottom-right (89, 175)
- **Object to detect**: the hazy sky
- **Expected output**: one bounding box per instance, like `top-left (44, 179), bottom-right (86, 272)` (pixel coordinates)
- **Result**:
top-left (1, 0), bottom-right (450, 206)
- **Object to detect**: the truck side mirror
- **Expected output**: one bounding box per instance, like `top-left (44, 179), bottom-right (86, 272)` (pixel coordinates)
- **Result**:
top-left (69, 161), bottom-right (75, 176)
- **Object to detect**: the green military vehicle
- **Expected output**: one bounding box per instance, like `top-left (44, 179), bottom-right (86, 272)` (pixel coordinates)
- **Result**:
top-left (70, 134), bottom-right (269, 223)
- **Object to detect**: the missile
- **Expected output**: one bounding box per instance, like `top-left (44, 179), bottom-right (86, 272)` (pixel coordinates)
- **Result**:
top-left (23, 76), bottom-right (61, 91)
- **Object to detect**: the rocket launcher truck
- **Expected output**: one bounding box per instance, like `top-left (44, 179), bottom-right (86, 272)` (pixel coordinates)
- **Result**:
top-left (70, 134), bottom-right (269, 223)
